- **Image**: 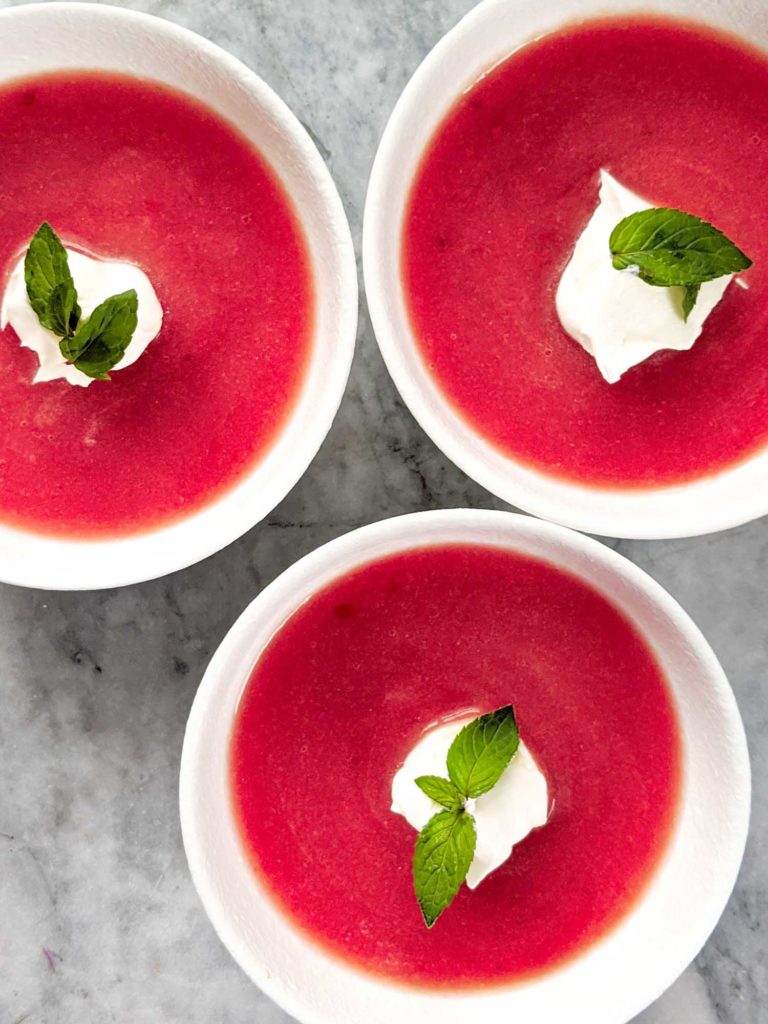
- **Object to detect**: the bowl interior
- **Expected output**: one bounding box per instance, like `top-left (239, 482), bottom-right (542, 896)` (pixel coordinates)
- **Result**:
top-left (180, 509), bottom-right (749, 1024)
top-left (0, 2), bottom-right (356, 589)
top-left (363, 0), bottom-right (768, 539)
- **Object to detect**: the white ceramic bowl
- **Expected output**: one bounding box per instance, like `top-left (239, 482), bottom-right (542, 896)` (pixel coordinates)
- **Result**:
top-left (0, 2), bottom-right (357, 590)
top-left (180, 509), bottom-right (750, 1024)
top-left (363, 0), bottom-right (768, 540)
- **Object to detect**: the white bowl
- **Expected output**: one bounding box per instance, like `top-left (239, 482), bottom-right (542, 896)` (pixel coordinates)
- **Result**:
top-left (363, 0), bottom-right (768, 540)
top-left (180, 509), bottom-right (750, 1024)
top-left (0, 2), bottom-right (357, 590)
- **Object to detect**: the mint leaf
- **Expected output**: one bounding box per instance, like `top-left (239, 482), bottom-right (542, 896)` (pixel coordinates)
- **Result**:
top-left (60, 289), bottom-right (138, 380)
top-left (48, 280), bottom-right (80, 338)
top-left (415, 775), bottom-right (464, 811)
top-left (24, 222), bottom-right (81, 335)
top-left (681, 282), bottom-right (701, 323)
top-left (407, 705), bottom-right (523, 926)
top-left (446, 705), bottom-right (519, 799)
top-left (609, 208), bottom-right (752, 286)
top-left (21, 224), bottom-right (140, 381)
top-left (413, 809), bottom-right (476, 927)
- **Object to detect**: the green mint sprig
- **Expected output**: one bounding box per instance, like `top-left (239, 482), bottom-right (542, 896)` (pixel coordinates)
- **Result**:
top-left (609, 208), bottom-right (752, 322)
top-left (412, 705), bottom-right (519, 927)
top-left (24, 222), bottom-right (138, 380)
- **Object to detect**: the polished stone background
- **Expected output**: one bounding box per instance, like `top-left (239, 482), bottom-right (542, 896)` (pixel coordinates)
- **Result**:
top-left (0, 0), bottom-right (764, 1021)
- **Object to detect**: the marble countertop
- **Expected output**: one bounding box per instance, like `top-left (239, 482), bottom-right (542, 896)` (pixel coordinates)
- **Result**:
top-left (0, 0), bottom-right (764, 1021)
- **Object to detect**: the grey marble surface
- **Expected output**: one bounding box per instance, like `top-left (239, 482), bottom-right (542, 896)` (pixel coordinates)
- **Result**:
top-left (0, 0), bottom-right (765, 1021)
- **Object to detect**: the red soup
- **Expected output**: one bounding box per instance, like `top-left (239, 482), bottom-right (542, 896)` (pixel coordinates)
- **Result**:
top-left (0, 72), bottom-right (313, 537)
top-left (231, 545), bottom-right (681, 987)
top-left (403, 17), bottom-right (768, 487)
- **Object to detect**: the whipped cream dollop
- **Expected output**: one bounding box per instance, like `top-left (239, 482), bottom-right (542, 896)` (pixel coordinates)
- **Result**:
top-left (556, 169), bottom-right (733, 383)
top-left (391, 718), bottom-right (549, 888)
top-left (1, 248), bottom-right (163, 387)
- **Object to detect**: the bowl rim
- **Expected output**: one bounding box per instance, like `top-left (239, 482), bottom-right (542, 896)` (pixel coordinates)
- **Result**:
top-left (179, 508), bottom-right (751, 1024)
top-left (0, 1), bottom-right (358, 590)
top-left (362, 0), bottom-right (768, 540)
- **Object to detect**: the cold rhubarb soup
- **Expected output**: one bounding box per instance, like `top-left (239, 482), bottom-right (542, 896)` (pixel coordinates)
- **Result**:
top-left (403, 17), bottom-right (768, 487)
top-left (0, 72), bottom-right (312, 537)
top-left (230, 545), bottom-right (681, 987)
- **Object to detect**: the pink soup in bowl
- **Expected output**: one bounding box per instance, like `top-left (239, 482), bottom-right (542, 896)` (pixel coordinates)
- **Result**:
top-left (364, 0), bottom-right (768, 539)
top-left (181, 510), bottom-right (749, 1024)
top-left (0, 3), bottom-right (356, 589)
